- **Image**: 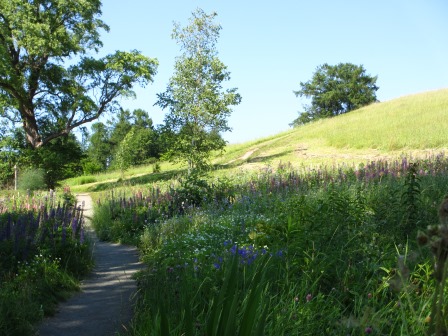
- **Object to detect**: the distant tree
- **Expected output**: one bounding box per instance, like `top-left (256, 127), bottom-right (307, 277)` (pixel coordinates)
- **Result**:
top-left (0, 0), bottom-right (158, 149)
top-left (291, 63), bottom-right (379, 126)
top-left (108, 109), bottom-right (133, 154)
top-left (107, 108), bottom-right (160, 168)
top-left (132, 108), bottom-right (154, 129)
top-left (155, 9), bottom-right (241, 173)
top-left (85, 122), bottom-right (111, 173)
top-left (113, 128), bottom-right (134, 177)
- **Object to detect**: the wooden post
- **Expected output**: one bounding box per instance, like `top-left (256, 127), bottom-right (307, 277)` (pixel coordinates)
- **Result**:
top-left (14, 164), bottom-right (17, 191)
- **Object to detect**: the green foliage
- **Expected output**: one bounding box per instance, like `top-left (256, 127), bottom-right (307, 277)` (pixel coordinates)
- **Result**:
top-left (1, 129), bottom-right (84, 188)
top-left (0, 1), bottom-right (158, 148)
top-left (291, 63), bottom-right (378, 126)
top-left (176, 172), bottom-right (212, 207)
top-left (0, 254), bottom-right (80, 336)
top-left (89, 156), bottom-right (448, 335)
top-left (156, 9), bottom-right (241, 172)
top-left (108, 109), bottom-right (133, 154)
top-left (33, 135), bottom-right (84, 188)
top-left (401, 163), bottom-right (422, 235)
top-left (92, 203), bottom-right (114, 241)
top-left (0, 133), bottom-right (20, 187)
top-left (152, 161), bottom-right (161, 173)
top-left (18, 168), bottom-right (46, 191)
top-left (85, 109), bottom-right (161, 175)
top-left (113, 128), bottom-right (135, 177)
top-left (86, 122), bottom-right (112, 172)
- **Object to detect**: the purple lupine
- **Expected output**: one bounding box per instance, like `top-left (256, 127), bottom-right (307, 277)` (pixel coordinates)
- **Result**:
top-left (71, 217), bottom-right (78, 237)
top-left (79, 227), bottom-right (85, 244)
top-left (402, 157), bottom-right (408, 172)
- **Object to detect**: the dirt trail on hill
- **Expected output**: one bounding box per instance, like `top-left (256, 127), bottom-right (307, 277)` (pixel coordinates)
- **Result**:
top-left (36, 194), bottom-right (144, 336)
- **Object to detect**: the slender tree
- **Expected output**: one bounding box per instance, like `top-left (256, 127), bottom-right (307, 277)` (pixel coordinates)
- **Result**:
top-left (156, 8), bottom-right (241, 173)
top-left (0, 0), bottom-right (158, 148)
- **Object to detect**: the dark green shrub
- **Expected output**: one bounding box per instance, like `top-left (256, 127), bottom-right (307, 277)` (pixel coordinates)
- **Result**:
top-left (152, 162), bottom-right (161, 173)
top-left (176, 172), bottom-right (211, 208)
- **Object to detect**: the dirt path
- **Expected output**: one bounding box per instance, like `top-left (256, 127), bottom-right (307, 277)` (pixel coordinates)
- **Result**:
top-left (36, 194), bottom-right (143, 336)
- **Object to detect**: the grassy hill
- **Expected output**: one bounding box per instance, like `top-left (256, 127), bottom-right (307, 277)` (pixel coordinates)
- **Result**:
top-left (65, 88), bottom-right (448, 192)
top-left (215, 88), bottom-right (448, 169)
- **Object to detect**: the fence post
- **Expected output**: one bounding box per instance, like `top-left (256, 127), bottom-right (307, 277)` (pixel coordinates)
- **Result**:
top-left (14, 164), bottom-right (17, 191)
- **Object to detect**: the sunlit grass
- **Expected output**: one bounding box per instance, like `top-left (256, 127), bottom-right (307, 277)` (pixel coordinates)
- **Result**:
top-left (211, 89), bottom-right (448, 170)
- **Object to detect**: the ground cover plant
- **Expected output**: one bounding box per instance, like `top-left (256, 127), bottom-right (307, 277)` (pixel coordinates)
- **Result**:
top-left (0, 189), bottom-right (92, 336)
top-left (91, 153), bottom-right (448, 335)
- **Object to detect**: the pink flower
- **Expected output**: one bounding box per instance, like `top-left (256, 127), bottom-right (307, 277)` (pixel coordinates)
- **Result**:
top-left (365, 326), bottom-right (373, 334)
top-left (306, 293), bottom-right (312, 302)
top-left (367, 293), bottom-right (372, 299)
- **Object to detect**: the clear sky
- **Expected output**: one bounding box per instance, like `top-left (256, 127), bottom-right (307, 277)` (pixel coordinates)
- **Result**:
top-left (96, 0), bottom-right (448, 144)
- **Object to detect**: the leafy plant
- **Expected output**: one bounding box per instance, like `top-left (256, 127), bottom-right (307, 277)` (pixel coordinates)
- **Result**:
top-left (18, 168), bottom-right (46, 191)
top-left (401, 162), bottom-right (422, 235)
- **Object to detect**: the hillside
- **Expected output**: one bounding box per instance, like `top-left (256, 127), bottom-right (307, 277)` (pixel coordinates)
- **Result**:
top-left (64, 89), bottom-right (448, 192)
top-left (214, 88), bottom-right (448, 169)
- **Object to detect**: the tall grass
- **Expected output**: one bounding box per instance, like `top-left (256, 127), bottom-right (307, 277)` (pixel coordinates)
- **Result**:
top-left (92, 153), bottom-right (448, 335)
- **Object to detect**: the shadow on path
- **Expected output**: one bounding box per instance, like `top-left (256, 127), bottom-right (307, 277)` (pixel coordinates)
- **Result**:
top-left (36, 194), bottom-right (144, 336)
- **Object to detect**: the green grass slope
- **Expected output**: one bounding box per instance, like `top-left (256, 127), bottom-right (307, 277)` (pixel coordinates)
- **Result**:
top-left (215, 88), bottom-right (448, 168)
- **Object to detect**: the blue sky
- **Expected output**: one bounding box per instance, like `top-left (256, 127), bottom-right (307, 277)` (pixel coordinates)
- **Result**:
top-left (97, 0), bottom-right (448, 144)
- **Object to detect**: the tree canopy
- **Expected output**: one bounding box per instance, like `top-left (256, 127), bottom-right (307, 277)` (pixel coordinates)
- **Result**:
top-left (0, 0), bottom-right (158, 148)
top-left (156, 9), bottom-right (241, 173)
top-left (291, 63), bottom-right (379, 126)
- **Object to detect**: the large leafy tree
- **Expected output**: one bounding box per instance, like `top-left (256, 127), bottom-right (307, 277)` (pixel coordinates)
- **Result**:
top-left (291, 63), bottom-right (379, 126)
top-left (156, 9), bottom-right (241, 173)
top-left (0, 0), bottom-right (158, 148)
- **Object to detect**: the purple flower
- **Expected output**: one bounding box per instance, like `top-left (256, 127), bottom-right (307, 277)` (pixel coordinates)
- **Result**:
top-left (230, 244), bottom-right (237, 254)
top-left (79, 228), bottom-right (84, 244)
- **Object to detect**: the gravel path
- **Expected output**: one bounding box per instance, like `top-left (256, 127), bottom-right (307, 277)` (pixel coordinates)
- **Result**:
top-left (36, 193), bottom-right (143, 336)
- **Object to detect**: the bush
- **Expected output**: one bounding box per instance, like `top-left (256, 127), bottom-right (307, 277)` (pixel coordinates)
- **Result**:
top-left (77, 176), bottom-right (97, 185)
top-left (152, 162), bottom-right (161, 173)
top-left (18, 168), bottom-right (46, 191)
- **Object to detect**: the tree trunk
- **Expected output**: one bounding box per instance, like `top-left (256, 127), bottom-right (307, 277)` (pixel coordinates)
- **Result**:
top-left (21, 105), bottom-right (42, 149)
